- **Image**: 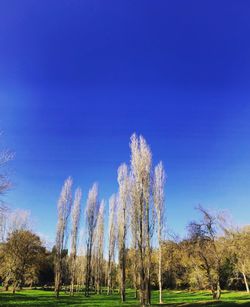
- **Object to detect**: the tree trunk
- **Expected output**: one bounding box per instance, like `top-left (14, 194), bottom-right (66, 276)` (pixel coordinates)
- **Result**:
top-left (158, 219), bottom-right (163, 305)
top-left (4, 281), bottom-right (9, 291)
top-left (55, 286), bottom-right (60, 298)
top-left (133, 255), bottom-right (138, 299)
top-left (158, 240), bottom-right (163, 304)
top-left (54, 267), bottom-right (61, 298)
top-left (139, 262), bottom-right (146, 307)
top-left (70, 283), bottom-right (74, 296)
top-left (145, 200), bottom-right (151, 306)
top-left (54, 251), bottom-right (62, 298)
top-left (134, 287), bottom-right (138, 299)
top-left (133, 275), bottom-right (138, 299)
top-left (107, 256), bottom-right (112, 295)
top-left (215, 281), bottom-right (221, 300)
top-left (139, 195), bottom-right (146, 306)
top-left (70, 255), bottom-right (76, 296)
top-left (120, 247), bottom-right (126, 302)
top-left (12, 282), bottom-right (17, 294)
top-left (145, 272), bottom-right (151, 305)
top-left (242, 271), bottom-right (250, 293)
top-left (212, 281), bottom-right (221, 300)
top-left (120, 206), bottom-right (126, 302)
top-left (85, 247), bottom-right (92, 297)
top-left (139, 237), bottom-right (146, 306)
top-left (96, 259), bottom-right (102, 295)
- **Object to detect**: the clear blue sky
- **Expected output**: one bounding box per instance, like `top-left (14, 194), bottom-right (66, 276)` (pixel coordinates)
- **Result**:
top-left (1, 1), bottom-right (250, 242)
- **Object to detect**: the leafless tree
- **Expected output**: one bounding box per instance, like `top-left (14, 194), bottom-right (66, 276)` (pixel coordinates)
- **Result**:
top-left (54, 177), bottom-right (73, 298)
top-left (153, 161), bottom-right (166, 304)
top-left (1, 207), bottom-right (30, 242)
top-left (188, 206), bottom-right (222, 300)
top-left (107, 194), bottom-right (116, 295)
top-left (8, 209), bottom-right (31, 233)
top-left (117, 163), bottom-right (130, 302)
top-left (93, 200), bottom-right (105, 294)
top-left (0, 139), bottom-right (14, 197)
top-left (130, 133), bottom-right (152, 306)
top-left (0, 205), bottom-right (9, 242)
top-left (0, 132), bottom-right (14, 242)
top-left (85, 183), bottom-right (99, 296)
top-left (130, 201), bottom-right (139, 299)
top-left (70, 188), bottom-right (82, 295)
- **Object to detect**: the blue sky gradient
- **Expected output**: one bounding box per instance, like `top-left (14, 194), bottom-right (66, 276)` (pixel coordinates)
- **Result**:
top-left (1, 1), bottom-right (250, 241)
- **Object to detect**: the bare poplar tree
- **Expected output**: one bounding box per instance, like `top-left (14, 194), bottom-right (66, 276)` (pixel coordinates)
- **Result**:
top-left (0, 132), bottom-right (14, 242)
top-left (70, 188), bottom-right (82, 295)
top-left (1, 208), bottom-right (30, 242)
top-left (85, 183), bottom-right (99, 296)
top-left (107, 194), bottom-right (116, 295)
top-left (117, 163), bottom-right (130, 302)
top-left (93, 200), bottom-right (105, 294)
top-left (130, 133), bottom-right (152, 306)
top-left (130, 200), bottom-right (139, 299)
top-left (0, 205), bottom-right (9, 242)
top-left (153, 161), bottom-right (166, 304)
top-left (54, 177), bottom-right (73, 298)
top-left (8, 209), bottom-right (31, 233)
top-left (0, 136), bottom-right (14, 197)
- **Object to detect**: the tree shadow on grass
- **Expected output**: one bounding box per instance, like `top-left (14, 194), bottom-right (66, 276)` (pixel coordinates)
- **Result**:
top-left (0, 292), bottom-right (139, 306)
top-left (1, 291), bottom-right (250, 307)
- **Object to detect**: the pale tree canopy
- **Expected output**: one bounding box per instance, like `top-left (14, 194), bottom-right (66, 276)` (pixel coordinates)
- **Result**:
top-left (117, 163), bottom-right (130, 246)
top-left (70, 187), bottom-right (82, 256)
top-left (153, 161), bottom-right (166, 238)
top-left (0, 131), bottom-right (14, 241)
top-left (56, 176), bottom-right (73, 252)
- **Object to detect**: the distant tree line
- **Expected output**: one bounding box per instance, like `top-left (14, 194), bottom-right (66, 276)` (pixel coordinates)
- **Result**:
top-left (0, 133), bottom-right (249, 306)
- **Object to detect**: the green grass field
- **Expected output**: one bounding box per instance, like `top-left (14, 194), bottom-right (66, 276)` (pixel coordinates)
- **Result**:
top-left (0, 289), bottom-right (249, 306)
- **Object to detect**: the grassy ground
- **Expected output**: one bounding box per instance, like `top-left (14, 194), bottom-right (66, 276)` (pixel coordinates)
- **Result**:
top-left (0, 289), bottom-right (249, 306)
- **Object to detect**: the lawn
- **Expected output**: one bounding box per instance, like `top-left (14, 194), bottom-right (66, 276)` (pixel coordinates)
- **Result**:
top-left (0, 289), bottom-right (249, 306)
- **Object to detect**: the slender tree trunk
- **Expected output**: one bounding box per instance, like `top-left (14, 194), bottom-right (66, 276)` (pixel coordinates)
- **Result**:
top-left (85, 247), bottom-right (91, 296)
top-left (158, 237), bottom-right (163, 304)
top-left (145, 201), bottom-right (151, 306)
top-left (215, 281), bottom-right (221, 300)
top-left (107, 256), bottom-right (112, 295)
top-left (120, 245), bottom-right (126, 302)
top-left (70, 274), bottom-right (74, 295)
top-left (132, 245), bottom-right (138, 299)
top-left (139, 258), bottom-right (146, 307)
top-left (119, 207), bottom-right (126, 302)
top-left (133, 268), bottom-right (138, 299)
top-left (86, 261), bottom-right (90, 295)
top-left (96, 257), bottom-right (102, 294)
top-left (96, 266), bottom-right (100, 294)
top-left (138, 194), bottom-right (145, 306)
top-left (145, 258), bottom-right (149, 303)
top-left (70, 255), bottom-right (76, 296)
top-left (242, 272), bottom-right (250, 293)
top-left (139, 231), bottom-right (145, 304)
top-left (212, 281), bottom-right (221, 300)
top-left (12, 282), bottom-right (17, 294)
top-left (54, 261), bottom-right (61, 298)
top-left (70, 283), bottom-right (74, 296)
top-left (4, 283), bottom-right (9, 291)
